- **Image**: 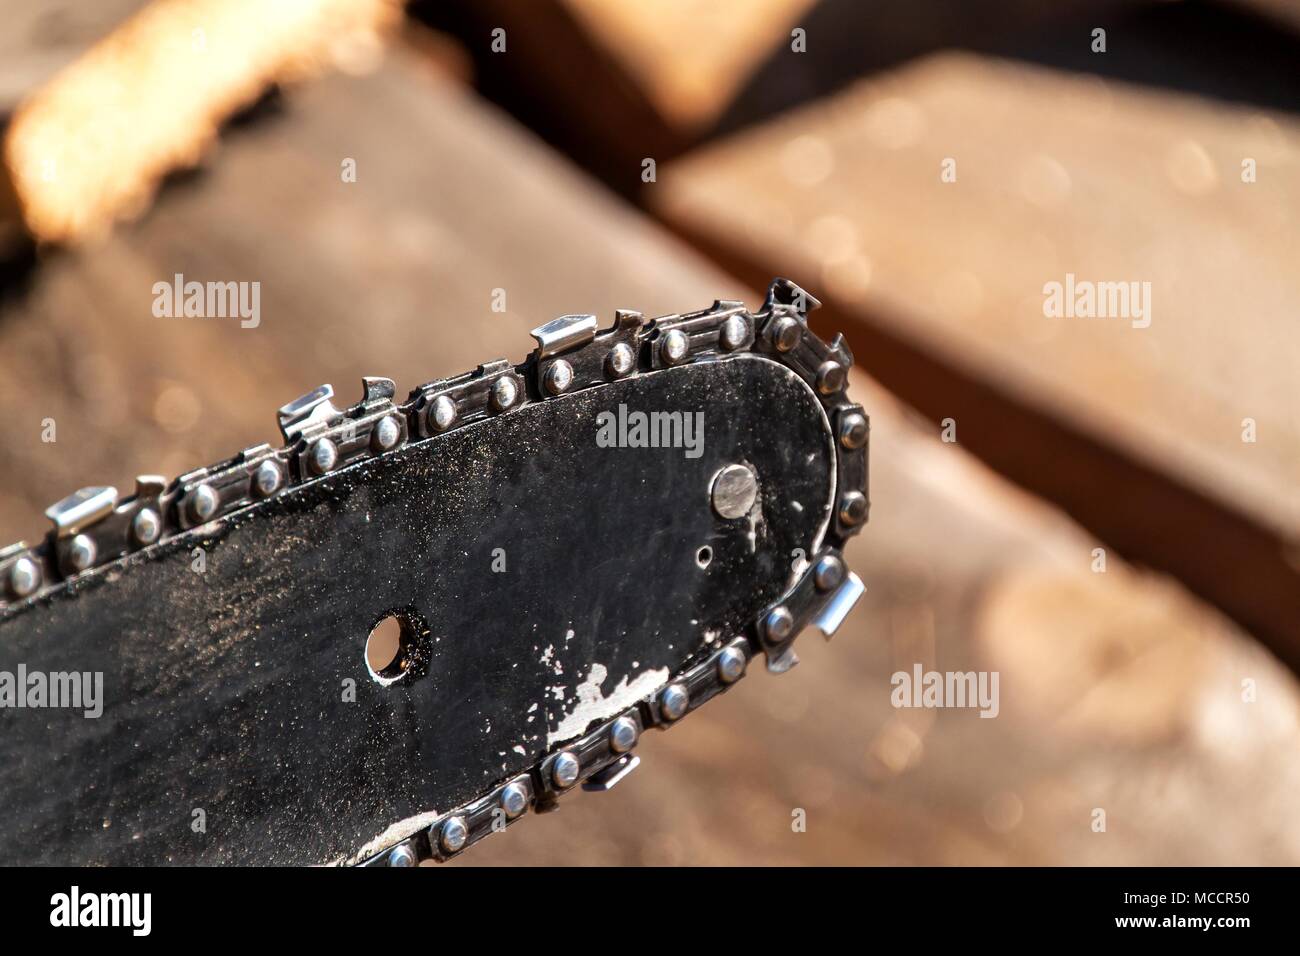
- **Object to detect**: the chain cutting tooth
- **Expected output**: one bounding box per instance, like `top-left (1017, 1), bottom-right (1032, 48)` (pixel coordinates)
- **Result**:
top-left (767, 647), bottom-right (800, 673)
top-left (277, 383), bottom-right (340, 442)
top-left (44, 486), bottom-right (118, 538)
top-left (134, 475), bottom-right (167, 497)
top-left (359, 376), bottom-right (396, 405)
top-left (812, 572), bottom-right (865, 639)
top-left (582, 754), bottom-right (640, 792)
top-left (530, 314), bottom-right (597, 358)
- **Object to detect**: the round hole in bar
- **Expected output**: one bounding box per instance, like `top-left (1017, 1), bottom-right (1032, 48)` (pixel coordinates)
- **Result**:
top-left (365, 612), bottom-right (422, 685)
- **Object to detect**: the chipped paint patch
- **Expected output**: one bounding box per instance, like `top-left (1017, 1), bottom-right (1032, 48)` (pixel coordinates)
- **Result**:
top-left (547, 662), bottom-right (669, 746)
top-left (540, 642), bottom-right (564, 675)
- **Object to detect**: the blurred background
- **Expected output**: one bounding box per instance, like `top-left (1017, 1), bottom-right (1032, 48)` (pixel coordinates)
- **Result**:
top-left (0, 0), bottom-right (1298, 864)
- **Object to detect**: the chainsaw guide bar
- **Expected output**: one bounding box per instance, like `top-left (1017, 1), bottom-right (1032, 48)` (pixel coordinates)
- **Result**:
top-left (0, 278), bottom-right (868, 866)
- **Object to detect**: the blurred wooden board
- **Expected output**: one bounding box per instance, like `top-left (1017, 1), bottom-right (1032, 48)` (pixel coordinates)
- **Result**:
top-left (414, 0), bottom-right (1134, 196)
top-left (0, 40), bottom-right (1297, 865)
top-left (561, 0), bottom-right (816, 133)
top-left (1232, 0), bottom-right (1300, 31)
top-left (0, 0), bottom-right (147, 113)
top-left (655, 51), bottom-right (1300, 671)
top-left (2, 0), bottom-right (400, 244)
top-left (560, 0), bottom-right (1141, 138)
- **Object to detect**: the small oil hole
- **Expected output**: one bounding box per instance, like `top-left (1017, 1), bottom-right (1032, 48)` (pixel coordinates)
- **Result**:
top-left (366, 613), bottom-right (416, 684)
top-left (696, 546), bottom-right (713, 569)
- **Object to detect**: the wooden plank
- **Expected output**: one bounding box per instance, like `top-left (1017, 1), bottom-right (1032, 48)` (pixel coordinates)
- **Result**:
top-left (560, 0), bottom-right (816, 134)
top-left (654, 51), bottom-right (1300, 671)
top-left (1, 41), bottom-right (1296, 865)
top-left (2, 0), bottom-right (400, 244)
top-left (0, 0), bottom-right (148, 114)
top-left (412, 0), bottom-right (1133, 197)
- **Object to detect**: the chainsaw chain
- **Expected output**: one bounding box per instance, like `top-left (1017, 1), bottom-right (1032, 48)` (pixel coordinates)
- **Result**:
top-left (0, 278), bottom-right (870, 866)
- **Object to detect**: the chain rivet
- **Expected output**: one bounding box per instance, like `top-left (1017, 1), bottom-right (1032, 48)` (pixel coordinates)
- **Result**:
top-left (387, 844), bottom-right (417, 867)
top-left (372, 415), bottom-right (401, 452)
top-left (500, 781), bottom-right (528, 819)
top-left (839, 491), bottom-right (868, 526)
top-left (7, 556), bottom-right (40, 598)
top-left (131, 507), bottom-right (161, 546)
top-left (68, 534), bottom-right (96, 572)
top-left (816, 361), bottom-right (846, 395)
top-left (661, 329), bottom-right (689, 365)
top-left (769, 316), bottom-right (801, 352)
top-left (439, 815), bottom-right (469, 853)
top-left (309, 438), bottom-right (338, 475)
top-left (838, 412), bottom-right (868, 449)
top-left (717, 645), bottom-right (746, 684)
top-left (719, 315), bottom-right (749, 351)
top-left (765, 606), bottom-right (795, 642)
top-left (429, 395), bottom-right (457, 432)
top-left (606, 343), bottom-right (635, 378)
top-left (609, 716), bottom-right (639, 753)
top-left (254, 461), bottom-right (283, 497)
top-left (187, 484), bottom-right (219, 523)
top-left (814, 554), bottom-right (845, 591)
top-left (659, 683), bottom-right (689, 721)
top-left (544, 360), bottom-right (574, 396)
top-left (551, 751), bottom-right (581, 788)
top-left (490, 377), bottom-right (518, 412)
